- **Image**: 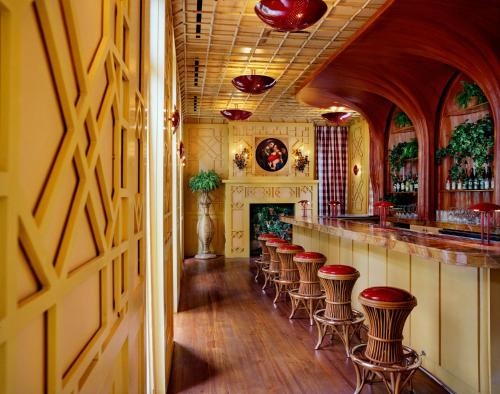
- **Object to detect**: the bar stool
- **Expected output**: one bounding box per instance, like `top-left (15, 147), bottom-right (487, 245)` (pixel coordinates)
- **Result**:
top-left (313, 265), bottom-right (365, 356)
top-left (351, 287), bottom-right (422, 394)
top-left (289, 252), bottom-right (326, 325)
top-left (273, 244), bottom-right (304, 304)
top-left (262, 238), bottom-right (289, 291)
top-left (255, 233), bottom-right (279, 282)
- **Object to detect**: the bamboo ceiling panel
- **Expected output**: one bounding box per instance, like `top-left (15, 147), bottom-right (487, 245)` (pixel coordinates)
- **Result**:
top-left (172, 0), bottom-right (386, 123)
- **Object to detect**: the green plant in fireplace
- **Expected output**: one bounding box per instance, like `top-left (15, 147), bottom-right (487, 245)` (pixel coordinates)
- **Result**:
top-left (394, 111), bottom-right (413, 129)
top-left (252, 205), bottom-right (292, 242)
top-left (455, 80), bottom-right (488, 109)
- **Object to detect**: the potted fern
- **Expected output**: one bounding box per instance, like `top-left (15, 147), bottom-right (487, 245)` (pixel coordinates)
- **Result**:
top-left (189, 170), bottom-right (222, 259)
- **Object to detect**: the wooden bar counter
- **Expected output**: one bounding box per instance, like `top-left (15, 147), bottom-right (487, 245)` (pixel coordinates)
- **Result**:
top-left (281, 215), bottom-right (500, 394)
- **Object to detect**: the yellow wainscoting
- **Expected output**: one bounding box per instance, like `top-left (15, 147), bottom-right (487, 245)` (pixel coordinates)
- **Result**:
top-left (0, 0), bottom-right (152, 392)
top-left (293, 227), bottom-right (494, 394)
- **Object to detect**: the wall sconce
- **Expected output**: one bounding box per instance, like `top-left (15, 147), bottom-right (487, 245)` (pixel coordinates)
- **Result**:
top-left (169, 106), bottom-right (180, 133)
top-left (178, 141), bottom-right (186, 167)
top-left (293, 146), bottom-right (310, 172)
top-left (298, 200), bottom-right (310, 218)
top-left (233, 144), bottom-right (250, 169)
top-left (353, 164), bottom-right (360, 176)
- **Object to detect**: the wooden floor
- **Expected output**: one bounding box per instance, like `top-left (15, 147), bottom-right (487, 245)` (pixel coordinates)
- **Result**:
top-left (168, 257), bottom-right (448, 394)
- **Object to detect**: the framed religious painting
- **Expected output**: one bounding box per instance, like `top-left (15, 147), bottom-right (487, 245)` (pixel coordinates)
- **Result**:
top-left (254, 137), bottom-right (289, 175)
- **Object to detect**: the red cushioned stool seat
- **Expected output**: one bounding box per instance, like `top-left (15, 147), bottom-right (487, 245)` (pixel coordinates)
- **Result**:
top-left (266, 238), bottom-right (289, 247)
top-left (319, 264), bottom-right (357, 276)
top-left (276, 244), bottom-right (304, 253)
top-left (360, 286), bottom-right (414, 303)
top-left (258, 233), bottom-right (279, 241)
top-left (294, 252), bottom-right (327, 261)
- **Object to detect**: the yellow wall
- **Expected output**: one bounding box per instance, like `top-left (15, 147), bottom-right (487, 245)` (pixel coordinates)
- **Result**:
top-left (293, 225), bottom-right (496, 394)
top-left (348, 117), bottom-right (370, 214)
top-left (0, 0), bottom-right (178, 392)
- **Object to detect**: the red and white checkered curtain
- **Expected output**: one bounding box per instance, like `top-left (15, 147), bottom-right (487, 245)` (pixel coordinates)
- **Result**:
top-left (316, 125), bottom-right (348, 216)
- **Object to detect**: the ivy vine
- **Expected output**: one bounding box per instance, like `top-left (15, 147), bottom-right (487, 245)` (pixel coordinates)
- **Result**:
top-left (455, 80), bottom-right (487, 109)
top-left (435, 115), bottom-right (494, 179)
top-left (389, 139), bottom-right (419, 176)
top-left (394, 111), bottom-right (413, 129)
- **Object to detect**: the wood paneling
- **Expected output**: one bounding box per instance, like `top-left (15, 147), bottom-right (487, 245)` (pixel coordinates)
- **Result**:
top-left (297, 0), bottom-right (500, 220)
top-left (0, 0), bottom-right (148, 392)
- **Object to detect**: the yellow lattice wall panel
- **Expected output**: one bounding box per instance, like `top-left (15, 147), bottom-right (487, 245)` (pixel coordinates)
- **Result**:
top-left (0, 0), bottom-right (148, 392)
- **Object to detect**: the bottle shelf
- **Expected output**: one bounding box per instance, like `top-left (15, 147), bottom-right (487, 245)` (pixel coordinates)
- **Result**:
top-left (445, 102), bottom-right (491, 117)
top-left (389, 191), bottom-right (418, 195)
top-left (441, 189), bottom-right (494, 193)
top-left (392, 126), bottom-right (416, 134)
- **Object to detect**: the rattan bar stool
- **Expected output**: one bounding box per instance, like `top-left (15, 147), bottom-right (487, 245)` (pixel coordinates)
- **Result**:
top-left (289, 252), bottom-right (326, 325)
top-left (313, 265), bottom-right (364, 356)
top-left (262, 238), bottom-right (289, 291)
top-left (254, 233), bottom-right (279, 282)
top-left (273, 244), bottom-right (304, 304)
top-left (351, 287), bottom-right (421, 394)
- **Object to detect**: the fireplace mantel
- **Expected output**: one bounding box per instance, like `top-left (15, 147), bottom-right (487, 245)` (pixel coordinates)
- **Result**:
top-left (223, 179), bottom-right (319, 257)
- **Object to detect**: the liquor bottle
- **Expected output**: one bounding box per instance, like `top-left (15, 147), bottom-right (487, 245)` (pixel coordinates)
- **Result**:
top-left (479, 171), bottom-right (485, 190)
top-left (414, 174), bottom-right (419, 191)
top-left (407, 174), bottom-right (412, 192)
top-left (396, 179), bottom-right (400, 192)
top-left (446, 172), bottom-right (451, 190)
top-left (473, 168), bottom-right (479, 190)
top-left (400, 176), bottom-right (406, 192)
top-left (451, 178), bottom-right (456, 190)
top-left (485, 166), bottom-right (490, 190)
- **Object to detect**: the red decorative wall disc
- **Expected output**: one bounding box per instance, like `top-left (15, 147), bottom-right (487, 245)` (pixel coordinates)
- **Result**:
top-left (220, 109), bottom-right (253, 121)
top-left (232, 75), bottom-right (276, 94)
top-left (321, 112), bottom-right (353, 125)
top-left (255, 0), bottom-right (328, 32)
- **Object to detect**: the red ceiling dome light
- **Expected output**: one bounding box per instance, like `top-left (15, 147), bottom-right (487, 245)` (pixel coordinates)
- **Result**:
top-left (220, 109), bottom-right (253, 121)
top-left (232, 75), bottom-right (276, 94)
top-left (322, 112), bottom-right (353, 125)
top-left (255, 0), bottom-right (328, 32)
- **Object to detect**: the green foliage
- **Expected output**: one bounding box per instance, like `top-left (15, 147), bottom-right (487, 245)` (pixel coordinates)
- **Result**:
top-left (389, 139), bottom-right (418, 175)
top-left (435, 115), bottom-right (494, 179)
top-left (188, 170), bottom-right (221, 193)
top-left (455, 80), bottom-right (487, 109)
top-left (394, 111), bottom-right (413, 129)
top-left (251, 205), bottom-right (292, 242)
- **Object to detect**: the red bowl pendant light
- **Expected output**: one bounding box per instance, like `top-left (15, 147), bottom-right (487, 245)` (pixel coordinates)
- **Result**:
top-left (232, 75), bottom-right (276, 95)
top-left (322, 112), bottom-right (353, 125)
top-left (255, 0), bottom-right (328, 32)
top-left (220, 109), bottom-right (253, 121)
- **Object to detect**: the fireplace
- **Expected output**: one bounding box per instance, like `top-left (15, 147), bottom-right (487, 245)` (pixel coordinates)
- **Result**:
top-left (250, 203), bottom-right (294, 256)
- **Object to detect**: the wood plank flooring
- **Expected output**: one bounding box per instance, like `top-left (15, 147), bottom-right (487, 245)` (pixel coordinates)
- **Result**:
top-left (168, 257), bottom-right (448, 394)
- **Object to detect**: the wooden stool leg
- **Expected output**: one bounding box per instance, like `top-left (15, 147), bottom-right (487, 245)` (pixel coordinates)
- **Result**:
top-left (273, 281), bottom-right (281, 304)
top-left (309, 299), bottom-right (314, 326)
top-left (353, 362), bottom-right (367, 394)
top-left (254, 264), bottom-right (261, 282)
top-left (314, 320), bottom-right (327, 350)
top-left (289, 296), bottom-right (297, 319)
top-left (262, 271), bottom-right (269, 291)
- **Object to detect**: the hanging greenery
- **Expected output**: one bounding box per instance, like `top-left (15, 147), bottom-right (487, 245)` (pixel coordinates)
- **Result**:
top-left (455, 80), bottom-right (487, 109)
top-left (188, 170), bottom-right (222, 192)
top-left (394, 111), bottom-right (413, 129)
top-left (435, 115), bottom-right (494, 179)
top-left (389, 139), bottom-right (418, 175)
